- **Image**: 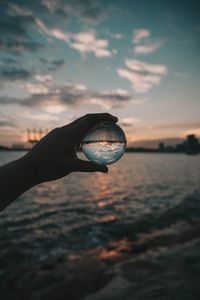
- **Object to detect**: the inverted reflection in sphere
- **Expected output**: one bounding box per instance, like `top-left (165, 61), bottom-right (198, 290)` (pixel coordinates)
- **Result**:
top-left (81, 122), bottom-right (126, 165)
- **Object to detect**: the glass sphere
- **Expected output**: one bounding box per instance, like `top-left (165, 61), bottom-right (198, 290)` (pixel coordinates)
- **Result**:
top-left (81, 122), bottom-right (126, 165)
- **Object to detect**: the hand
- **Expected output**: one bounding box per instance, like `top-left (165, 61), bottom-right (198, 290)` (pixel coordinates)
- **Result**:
top-left (24, 113), bottom-right (118, 184)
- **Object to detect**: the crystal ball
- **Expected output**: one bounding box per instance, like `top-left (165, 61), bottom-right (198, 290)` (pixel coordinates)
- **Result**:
top-left (81, 122), bottom-right (127, 165)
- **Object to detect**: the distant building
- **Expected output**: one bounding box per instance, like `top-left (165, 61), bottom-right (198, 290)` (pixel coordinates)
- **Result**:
top-left (12, 143), bottom-right (25, 150)
top-left (155, 134), bottom-right (199, 154)
top-left (159, 142), bottom-right (165, 151)
top-left (185, 134), bottom-right (200, 154)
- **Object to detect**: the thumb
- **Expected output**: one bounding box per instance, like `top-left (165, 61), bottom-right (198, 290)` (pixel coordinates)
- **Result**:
top-left (74, 159), bottom-right (108, 173)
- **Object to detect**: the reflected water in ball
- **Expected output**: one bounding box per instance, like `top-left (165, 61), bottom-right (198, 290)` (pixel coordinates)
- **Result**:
top-left (81, 122), bottom-right (126, 165)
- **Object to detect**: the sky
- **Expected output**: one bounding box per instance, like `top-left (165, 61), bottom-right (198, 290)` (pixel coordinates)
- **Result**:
top-left (0, 0), bottom-right (199, 147)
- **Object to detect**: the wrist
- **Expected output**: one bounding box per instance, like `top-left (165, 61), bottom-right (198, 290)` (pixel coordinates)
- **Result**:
top-left (18, 155), bottom-right (40, 188)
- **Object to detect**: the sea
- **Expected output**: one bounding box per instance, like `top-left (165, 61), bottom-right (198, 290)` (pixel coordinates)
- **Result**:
top-left (0, 151), bottom-right (200, 289)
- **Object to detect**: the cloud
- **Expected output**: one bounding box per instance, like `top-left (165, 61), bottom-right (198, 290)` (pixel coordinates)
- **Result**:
top-left (36, 19), bottom-right (112, 57)
top-left (19, 82), bottom-right (49, 95)
top-left (133, 29), bottom-right (150, 44)
top-left (0, 14), bottom-right (34, 38)
top-left (70, 31), bottom-right (112, 57)
top-left (0, 40), bottom-right (43, 54)
top-left (41, 0), bottom-right (107, 24)
top-left (2, 58), bottom-right (19, 65)
top-left (39, 58), bottom-right (65, 71)
top-left (0, 120), bottom-right (16, 127)
top-left (8, 3), bottom-right (32, 17)
top-left (18, 74), bottom-right (53, 94)
top-left (130, 123), bottom-right (200, 134)
top-left (4, 0), bottom-right (107, 25)
top-left (117, 59), bottom-right (167, 93)
top-left (36, 18), bottom-right (70, 42)
top-left (0, 0), bottom-right (110, 56)
top-left (120, 117), bottom-right (140, 127)
top-left (153, 122), bottom-right (200, 130)
top-left (0, 66), bottom-right (32, 81)
top-left (42, 104), bottom-right (67, 114)
top-left (0, 3), bottom-right (43, 54)
top-left (132, 28), bottom-right (164, 55)
top-left (0, 81), bottom-right (143, 109)
top-left (134, 42), bottom-right (162, 55)
top-left (126, 59), bottom-right (167, 75)
top-left (19, 110), bottom-right (59, 121)
top-left (89, 89), bottom-right (143, 109)
top-left (111, 33), bottom-right (123, 39)
top-left (34, 74), bottom-right (53, 83)
top-left (57, 85), bottom-right (140, 108)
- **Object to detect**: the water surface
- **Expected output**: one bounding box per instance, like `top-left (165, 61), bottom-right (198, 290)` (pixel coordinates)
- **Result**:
top-left (0, 151), bottom-right (199, 281)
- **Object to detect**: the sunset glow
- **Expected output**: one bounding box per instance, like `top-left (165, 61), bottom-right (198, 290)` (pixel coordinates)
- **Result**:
top-left (0, 0), bottom-right (199, 147)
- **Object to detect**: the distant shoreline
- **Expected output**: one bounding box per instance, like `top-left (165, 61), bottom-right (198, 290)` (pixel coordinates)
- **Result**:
top-left (0, 147), bottom-right (199, 155)
top-left (1, 134), bottom-right (199, 155)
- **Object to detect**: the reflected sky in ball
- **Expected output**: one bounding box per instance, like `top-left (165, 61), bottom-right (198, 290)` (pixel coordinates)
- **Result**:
top-left (81, 122), bottom-right (126, 165)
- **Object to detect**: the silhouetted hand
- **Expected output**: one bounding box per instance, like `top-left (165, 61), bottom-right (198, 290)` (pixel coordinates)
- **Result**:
top-left (24, 113), bottom-right (118, 184)
top-left (0, 113), bottom-right (118, 211)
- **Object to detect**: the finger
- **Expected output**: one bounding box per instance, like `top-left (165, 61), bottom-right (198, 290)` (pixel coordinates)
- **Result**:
top-left (60, 116), bottom-right (85, 131)
top-left (74, 113), bottom-right (118, 140)
top-left (61, 113), bottom-right (118, 133)
top-left (74, 159), bottom-right (108, 173)
top-left (67, 116), bottom-right (85, 127)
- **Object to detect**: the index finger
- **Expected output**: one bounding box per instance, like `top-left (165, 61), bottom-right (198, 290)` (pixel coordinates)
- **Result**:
top-left (74, 113), bottom-right (118, 141)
